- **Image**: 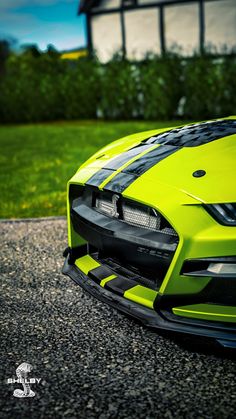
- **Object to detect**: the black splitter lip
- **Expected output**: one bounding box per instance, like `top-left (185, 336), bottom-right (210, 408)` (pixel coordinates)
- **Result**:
top-left (62, 254), bottom-right (236, 349)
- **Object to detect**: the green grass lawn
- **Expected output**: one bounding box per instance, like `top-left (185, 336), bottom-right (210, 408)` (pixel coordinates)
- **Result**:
top-left (0, 120), bottom-right (188, 219)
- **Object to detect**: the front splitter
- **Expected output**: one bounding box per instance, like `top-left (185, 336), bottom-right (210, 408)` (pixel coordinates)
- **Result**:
top-left (62, 255), bottom-right (236, 349)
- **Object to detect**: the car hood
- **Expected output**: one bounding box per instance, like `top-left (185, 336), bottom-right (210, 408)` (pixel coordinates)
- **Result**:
top-left (77, 119), bottom-right (236, 205)
top-left (137, 134), bottom-right (236, 204)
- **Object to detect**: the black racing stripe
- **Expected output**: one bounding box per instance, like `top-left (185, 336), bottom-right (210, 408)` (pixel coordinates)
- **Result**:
top-left (103, 172), bottom-right (138, 193)
top-left (104, 145), bottom-right (179, 193)
top-left (104, 276), bottom-right (138, 296)
top-left (104, 144), bottom-right (153, 170)
top-left (145, 119), bottom-right (236, 147)
top-left (85, 144), bottom-right (153, 187)
top-left (122, 145), bottom-right (179, 176)
top-left (86, 168), bottom-right (114, 187)
top-left (88, 265), bottom-right (114, 284)
top-left (86, 120), bottom-right (236, 189)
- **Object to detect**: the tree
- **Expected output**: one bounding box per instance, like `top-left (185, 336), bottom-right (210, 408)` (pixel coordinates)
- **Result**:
top-left (0, 40), bottom-right (10, 75)
top-left (21, 43), bottom-right (41, 58)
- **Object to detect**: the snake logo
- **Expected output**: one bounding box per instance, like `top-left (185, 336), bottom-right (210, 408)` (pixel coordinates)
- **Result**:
top-left (13, 363), bottom-right (35, 398)
top-left (7, 362), bottom-right (41, 398)
top-left (110, 194), bottom-right (119, 217)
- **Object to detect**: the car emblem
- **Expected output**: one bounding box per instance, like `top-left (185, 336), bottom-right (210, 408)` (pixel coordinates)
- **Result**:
top-left (111, 194), bottom-right (119, 218)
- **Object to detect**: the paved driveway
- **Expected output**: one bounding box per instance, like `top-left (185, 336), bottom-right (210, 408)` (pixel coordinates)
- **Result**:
top-left (0, 219), bottom-right (235, 418)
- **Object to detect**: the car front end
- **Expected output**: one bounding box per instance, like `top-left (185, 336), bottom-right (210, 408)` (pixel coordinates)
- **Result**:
top-left (62, 118), bottom-right (236, 348)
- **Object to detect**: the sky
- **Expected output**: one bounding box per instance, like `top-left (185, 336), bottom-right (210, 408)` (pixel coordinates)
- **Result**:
top-left (0, 0), bottom-right (86, 51)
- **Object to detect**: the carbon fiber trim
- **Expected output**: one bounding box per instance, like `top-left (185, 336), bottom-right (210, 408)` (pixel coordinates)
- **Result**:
top-left (104, 276), bottom-right (138, 296)
top-left (88, 265), bottom-right (113, 284)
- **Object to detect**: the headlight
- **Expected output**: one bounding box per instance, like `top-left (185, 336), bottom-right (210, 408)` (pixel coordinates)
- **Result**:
top-left (207, 263), bottom-right (236, 275)
top-left (204, 203), bottom-right (236, 226)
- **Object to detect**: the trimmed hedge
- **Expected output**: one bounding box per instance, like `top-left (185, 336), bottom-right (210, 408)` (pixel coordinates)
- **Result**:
top-left (0, 50), bottom-right (235, 123)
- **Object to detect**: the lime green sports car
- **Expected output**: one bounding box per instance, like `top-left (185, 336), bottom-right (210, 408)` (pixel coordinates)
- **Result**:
top-left (62, 117), bottom-right (236, 348)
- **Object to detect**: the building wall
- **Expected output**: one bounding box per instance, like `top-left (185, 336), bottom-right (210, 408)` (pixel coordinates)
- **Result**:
top-left (93, 0), bottom-right (121, 11)
top-left (92, 13), bottom-right (122, 61)
top-left (125, 8), bottom-right (161, 59)
top-left (205, 0), bottom-right (236, 52)
top-left (165, 2), bottom-right (200, 54)
top-left (89, 0), bottom-right (236, 61)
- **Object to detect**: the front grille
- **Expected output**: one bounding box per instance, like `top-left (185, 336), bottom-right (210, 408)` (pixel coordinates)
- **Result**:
top-left (95, 191), bottom-right (177, 236)
top-left (95, 195), bottom-right (119, 218)
top-left (122, 202), bottom-right (160, 230)
top-left (70, 185), bottom-right (179, 287)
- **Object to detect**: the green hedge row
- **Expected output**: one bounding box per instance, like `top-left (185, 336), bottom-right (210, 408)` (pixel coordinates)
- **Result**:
top-left (0, 51), bottom-right (235, 123)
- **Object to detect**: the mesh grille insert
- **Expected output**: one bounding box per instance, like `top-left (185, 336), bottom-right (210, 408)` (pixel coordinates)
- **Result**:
top-left (94, 192), bottom-right (178, 237)
top-left (122, 203), bottom-right (161, 231)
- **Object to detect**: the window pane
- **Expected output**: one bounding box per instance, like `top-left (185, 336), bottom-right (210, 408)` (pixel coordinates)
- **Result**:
top-left (165, 3), bottom-right (200, 55)
top-left (92, 13), bottom-right (122, 62)
top-left (125, 8), bottom-right (161, 59)
top-left (205, 0), bottom-right (236, 53)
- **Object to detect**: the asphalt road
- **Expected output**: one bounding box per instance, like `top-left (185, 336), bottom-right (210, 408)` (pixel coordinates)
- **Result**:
top-left (0, 219), bottom-right (236, 419)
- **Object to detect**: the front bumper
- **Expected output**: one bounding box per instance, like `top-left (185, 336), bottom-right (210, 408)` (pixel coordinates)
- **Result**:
top-left (62, 246), bottom-right (236, 349)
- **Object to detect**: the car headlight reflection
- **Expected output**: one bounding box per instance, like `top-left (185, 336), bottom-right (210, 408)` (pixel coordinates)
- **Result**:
top-left (204, 203), bottom-right (236, 226)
